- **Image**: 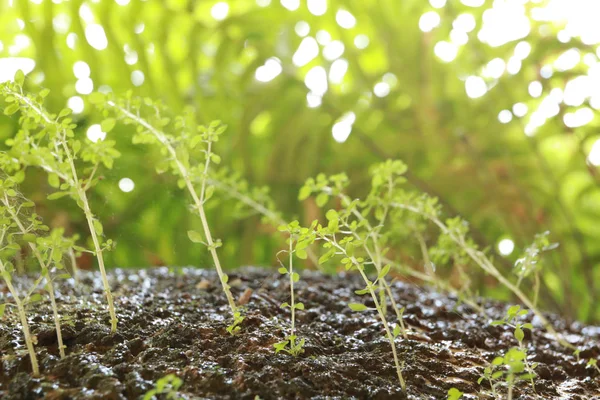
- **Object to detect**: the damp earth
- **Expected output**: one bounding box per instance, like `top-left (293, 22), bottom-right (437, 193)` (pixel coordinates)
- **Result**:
top-left (1, 267), bottom-right (599, 399)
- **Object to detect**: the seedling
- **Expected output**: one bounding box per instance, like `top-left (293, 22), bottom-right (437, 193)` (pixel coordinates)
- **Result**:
top-left (299, 162), bottom-right (409, 340)
top-left (1, 73), bottom-right (119, 332)
top-left (388, 184), bottom-right (572, 350)
top-left (447, 387), bottom-right (463, 400)
top-left (143, 374), bottom-right (183, 400)
top-left (490, 305), bottom-right (538, 391)
top-left (514, 231), bottom-right (557, 307)
top-left (0, 178), bottom-right (40, 375)
top-left (0, 187), bottom-right (70, 358)
top-left (587, 358), bottom-right (600, 374)
top-left (273, 220), bottom-right (311, 356)
top-left (98, 94), bottom-right (241, 332)
top-left (305, 210), bottom-right (406, 389)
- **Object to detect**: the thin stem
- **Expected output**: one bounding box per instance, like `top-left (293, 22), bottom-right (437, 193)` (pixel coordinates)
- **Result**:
top-left (7, 88), bottom-right (117, 332)
top-left (68, 248), bottom-right (79, 284)
top-left (108, 102), bottom-right (237, 317)
top-left (390, 201), bottom-right (573, 349)
top-left (324, 237), bottom-right (406, 390)
top-left (2, 194), bottom-right (66, 357)
top-left (0, 259), bottom-right (40, 376)
top-left (289, 238), bottom-right (296, 349)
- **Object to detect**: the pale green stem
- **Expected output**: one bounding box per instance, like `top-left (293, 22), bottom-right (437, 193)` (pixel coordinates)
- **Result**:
top-left (289, 237), bottom-right (296, 349)
top-left (2, 193), bottom-right (66, 357)
top-left (108, 102), bottom-right (237, 317)
top-left (7, 88), bottom-right (117, 332)
top-left (390, 202), bottom-right (572, 350)
top-left (0, 259), bottom-right (40, 376)
top-left (325, 237), bottom-right (406, 390)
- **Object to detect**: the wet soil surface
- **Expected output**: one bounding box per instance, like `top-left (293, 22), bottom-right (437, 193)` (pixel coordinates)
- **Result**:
top-left (0, 267), bottom-right (599, 399)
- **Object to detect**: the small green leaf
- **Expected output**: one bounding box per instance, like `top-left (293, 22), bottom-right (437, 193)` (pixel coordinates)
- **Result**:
top-left (514, 327), bottom-right (524, 342)
top-left (295, 249), bottom-right (307, 260)
top-left (211, 154), bottom-right (221, 164)
top-left (187, 230), bottom-right (204, 243)
top-left (93, 219), bottom-right (104, 236)
top-left (14, 69), bottom-right (25, 85)
top-left (348, 303), bottom-right (368, 311)
top-left (298, 185), bottom-right (312, 201)
top-left (28, 293), bottom-right (43, 303)
top-left (278, 267), bottom-right (287, 274)
top-left (354, 288), bottom-right (369, 295)
top-left (40, 88), bottom-right (50, 98)
top-left (101, 118), bottom-right (116, 133)
top-left (291, 272), bottom-right (300, 282)
top-left (378, 264), bottom-right (391, 280)
top-left (48, 174), bottom-right (60, 188)
top-left (4, 103), bottom-right (19, 116)
top-left (280, 302), bottom-right (289, 308)
top-left (393, 324), bottom-right (401, 338)
top-left (315, 193), bottom-right (329, 207)
top-left (295, 302), bottom-right (305, 310)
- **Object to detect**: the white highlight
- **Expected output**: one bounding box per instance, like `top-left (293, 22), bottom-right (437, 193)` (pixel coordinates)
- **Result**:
top-left (85, 24), bottom-right (108, 50)
top-left (67, 96), bottom-right (85, 114)
top-left (498, 238), bottom-right (515, 256)
top-left (86, 124), bottom-right (106, 143)
top-left (465, 76), bottom-right (487, 98)
top-left (255, 57), bottom-right (282, 82)
top-left (332, 112), bottom-right (355, 143)
top-left (419, 11), bottom-right (440, 33)
top-left (118, 178), bottom-right (135, 193)
top-left (498, 109), bottom-right (512, 124)
top-left (336, 10), bottom-right (356, 29)
top-left (211, 2), bottom-right (229, 21)
top-left (307, 0), bottom-right (326, 16)
top-left (305, 66), bottom-right (328, 96)
top-left (293, 37), bottom-right (319, 67)
top-left (0, 58), bottom-right (35, 83)
top-left (588, 139), bottom-right (600, 166)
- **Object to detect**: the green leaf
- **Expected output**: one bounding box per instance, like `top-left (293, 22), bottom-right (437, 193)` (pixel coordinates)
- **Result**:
top-left (101, 118), bottom-right (116, 133)
top-left (28, 293), bottom-right (43, 303)
top-left (295, 249), bottom-right (307, 260)
top-left (514, 327), bottom-right (524, 342)
top-left (378, 264), bottom-right (391, 280)
top-left (393, 323), bottom-right (401, 338)
top-left (295, 302), bottom-right (305, 310)
top-left (93, 220), bottom-right (104, 236)
top-left (278, 267), bottom-right (287, 274)
top-left (48, 174), bottom-right (60, 188)
top-left (354, 288), bottom-right (369, 295)
top-left (316, 193), bottom-right (329, 207)
top-left (280, 302), bottom-right (289, 308)
top-left (0, 303), bottom-right (5, 318)
top-left (291, 272), bottom-right (300, 282)
top-left (318, 249), bottom-right (335, 265)
top-left (187, 230), bottom-right (204, 243)
top-left (3, 103), bottom-right (19, 116)
top-left (14, 69), bottom-right (25, 85)
top-left (211, 154), bottom-right (221, 164)
top-left (348, 303), bottom-right (368, 311)
top-left (298, 185), bottom-right (312, 201)
top-left (40, 88), bottom-right (50, 98)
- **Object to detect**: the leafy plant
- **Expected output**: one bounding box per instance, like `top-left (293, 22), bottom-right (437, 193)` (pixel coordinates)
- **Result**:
top-left (299, 161), bottom-right (409, 340)
top-left (97, 93), bottom-right (242, 332)
top-left (1, 73), bottom-right (119, 332)
top-left (447, 387), bottom-right (463, 400)
top-left (514, 231), bottom-right (558, 307)
top-left (490, 305), bottom-right (538, 391)
top-left (586, 358), bottom-right (600, 374)
top-left (273, 220), bottom-right (310, 356)
top-left (0, 176), bottom-right (41, 375)
top-left (142, 374), bottom-right (183, 400)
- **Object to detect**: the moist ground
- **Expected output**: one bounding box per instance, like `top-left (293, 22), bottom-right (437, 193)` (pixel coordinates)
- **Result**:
top-left (0, 267), bottom-right (599, 399)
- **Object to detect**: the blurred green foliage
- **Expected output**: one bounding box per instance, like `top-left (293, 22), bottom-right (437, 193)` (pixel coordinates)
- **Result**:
top-left (0, 0), bottom-right (599, 322)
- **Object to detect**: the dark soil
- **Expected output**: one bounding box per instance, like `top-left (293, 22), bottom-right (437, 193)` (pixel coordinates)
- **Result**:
top-left (0, 267), bottom-right (599, 399)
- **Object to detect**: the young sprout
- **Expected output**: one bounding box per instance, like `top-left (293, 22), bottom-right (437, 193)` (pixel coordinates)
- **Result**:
top-left (273, 221), bottom-right (311, 356)
top-left (389, 185), bottom-right (573, 350)
top-left (0, 188), bottom-right (70, 358)
top-left (309, 212), bottom-right (406, 390)
top-left (1, 73), bottom-right (120, 332)
top-left (447, 387), bottom-right (463, 400)
top-left (514, 231), bottom-right (557, 307)
top-left (490, 305), bottom-right (538, 391)
top-left (0, 179), bottom-right (40, 375)
top-left (299, 163), bottom-right (409, 339)
top-left (99, 94), bottom-right (241, 333)
top-left (586, 358), bottom-right (600, 374)
top-left (143, 374), bottom-right (183, 400)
